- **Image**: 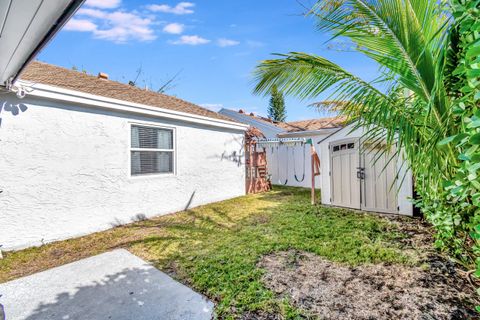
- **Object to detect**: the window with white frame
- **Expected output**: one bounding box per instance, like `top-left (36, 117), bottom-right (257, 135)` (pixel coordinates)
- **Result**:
top-left (130, 125), bottom-right (174, 175)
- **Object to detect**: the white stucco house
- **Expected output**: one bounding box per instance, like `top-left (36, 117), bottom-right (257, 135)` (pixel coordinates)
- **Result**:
top-left (0, 62), bottom-right (248, 250)
top-left (0, 0), bottom-right (250, 251)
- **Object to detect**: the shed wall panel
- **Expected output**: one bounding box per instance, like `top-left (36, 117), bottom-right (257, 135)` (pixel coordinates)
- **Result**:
top-left (319, 123), bottom-right (413, 216)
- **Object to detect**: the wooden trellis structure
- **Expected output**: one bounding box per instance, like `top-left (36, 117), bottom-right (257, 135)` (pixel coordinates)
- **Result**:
top-left (245, 127), bottom-right (271, 194)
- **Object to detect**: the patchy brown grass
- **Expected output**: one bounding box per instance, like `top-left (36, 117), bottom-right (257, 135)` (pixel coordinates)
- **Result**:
top-left (259, 250), bottom-right (476, 320)
top-left (0, 187), bottom-right (477, 318)
top-left (0, 191), bottom-right (278, 284)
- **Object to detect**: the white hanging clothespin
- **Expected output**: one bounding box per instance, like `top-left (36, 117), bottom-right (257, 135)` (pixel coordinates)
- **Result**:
top-left (6, 77), bottom-right (28, 99)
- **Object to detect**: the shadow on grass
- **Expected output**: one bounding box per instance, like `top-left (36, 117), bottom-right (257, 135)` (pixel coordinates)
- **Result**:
top-left (0, 187), bottom-right (424, 319)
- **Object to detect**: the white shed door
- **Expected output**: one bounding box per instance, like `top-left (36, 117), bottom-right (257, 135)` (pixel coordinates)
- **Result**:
top-left (330, 140), bottom-right (360, 209)
top-left (330, 139), bottom-right (399, 214)
top-left (361, 144), bottom-right (398, 214)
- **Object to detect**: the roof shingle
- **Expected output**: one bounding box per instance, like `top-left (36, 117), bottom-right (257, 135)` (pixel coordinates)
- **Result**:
top-left (277, 117), bottom-right (346, 132)
top-left (20, 61), bottom-right (234, 122)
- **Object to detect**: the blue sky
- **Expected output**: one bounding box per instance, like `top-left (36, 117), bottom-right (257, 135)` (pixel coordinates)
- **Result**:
top-left (38, 0), bottom-right (379, 121)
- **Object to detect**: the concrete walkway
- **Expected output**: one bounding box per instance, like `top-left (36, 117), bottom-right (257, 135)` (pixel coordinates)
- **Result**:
top-left (0, 249), bottom-right (213, 320)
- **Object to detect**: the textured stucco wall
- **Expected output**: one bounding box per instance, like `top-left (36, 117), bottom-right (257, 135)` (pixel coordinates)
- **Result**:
top-left (0, 95), bottom-right (246, 250)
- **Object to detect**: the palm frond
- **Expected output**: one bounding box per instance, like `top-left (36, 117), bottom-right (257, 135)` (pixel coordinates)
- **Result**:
top-left (254, 52), bottom-right (428, 152)
top-left (310, 0), bottom-right (451, 110)
top-left (253, 0), bottom-right (458, 192)
top-left (309, 100), bottom-right (351, 112)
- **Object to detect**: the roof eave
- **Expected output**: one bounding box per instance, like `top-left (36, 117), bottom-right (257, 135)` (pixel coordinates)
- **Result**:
top-left (10, 0), bottom-right (86, 85)
top-left (17, 80), bottom-right (249, 131)
top-left (1, 0), bottom-right (85, 88)
top-left (219, 109), bottom-right (285, 133)
top-left (277, 128), bottom-right (342, 138)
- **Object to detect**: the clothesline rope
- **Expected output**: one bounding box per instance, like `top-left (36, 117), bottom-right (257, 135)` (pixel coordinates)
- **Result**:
top-left (255, 138), bottom-right (307, 147)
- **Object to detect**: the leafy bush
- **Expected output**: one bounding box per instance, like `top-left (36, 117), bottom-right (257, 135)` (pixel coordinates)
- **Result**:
top-left (438, 0), bottom-right (480, 294)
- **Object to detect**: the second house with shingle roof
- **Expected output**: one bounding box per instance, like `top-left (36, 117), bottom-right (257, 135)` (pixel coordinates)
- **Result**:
top-left (219, 108), bottom-right (345, 189)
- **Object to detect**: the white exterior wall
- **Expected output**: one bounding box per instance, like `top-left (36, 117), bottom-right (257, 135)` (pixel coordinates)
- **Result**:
top-left (318, 124), bottom-right (413, 216)
top-left (266, 134), bottom-right (327, 189)
top-left (0, 95), bottom-right (246, 250)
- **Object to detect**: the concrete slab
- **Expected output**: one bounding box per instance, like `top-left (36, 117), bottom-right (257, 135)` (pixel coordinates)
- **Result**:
top-left (0, 249), bottom-right (214, 320)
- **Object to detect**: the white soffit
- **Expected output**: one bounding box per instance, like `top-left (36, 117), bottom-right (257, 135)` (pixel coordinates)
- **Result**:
top-left (0, 0), bottom-right (84, 87)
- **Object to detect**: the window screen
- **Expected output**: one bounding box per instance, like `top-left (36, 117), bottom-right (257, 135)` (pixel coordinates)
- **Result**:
top-left (131, 125), bottom-right (174, 175)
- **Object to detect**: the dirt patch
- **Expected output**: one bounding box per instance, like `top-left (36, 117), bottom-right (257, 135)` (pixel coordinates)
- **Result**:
top-left (258, 250), bottom-right (477, 320)
top-left (383, 215), bottom-right (437, 259)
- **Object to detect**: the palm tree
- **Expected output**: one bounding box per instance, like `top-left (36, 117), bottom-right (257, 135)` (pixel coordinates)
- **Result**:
top-left (254, 0), bottom-right (456, 201)
top-left (255, 0), bottom-right (480, 270)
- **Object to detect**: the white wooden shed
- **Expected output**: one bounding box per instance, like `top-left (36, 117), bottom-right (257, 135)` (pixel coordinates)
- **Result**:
top-left (318, 123), bottom-right (414, 216)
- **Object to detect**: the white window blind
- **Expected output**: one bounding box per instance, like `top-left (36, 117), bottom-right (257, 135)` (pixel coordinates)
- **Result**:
top-left (131, 125), bottom-right (174, 175)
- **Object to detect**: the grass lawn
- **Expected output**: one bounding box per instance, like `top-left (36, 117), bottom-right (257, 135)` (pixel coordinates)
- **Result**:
top-left (0, 187), bottom-right (458, 318)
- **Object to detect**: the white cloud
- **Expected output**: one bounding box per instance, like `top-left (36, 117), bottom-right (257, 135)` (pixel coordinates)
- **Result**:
top-left (77, 8), bottom-right (108, 19)
top-left (171, 35), bottom-right (210, 45)
top-left (65, 18), bottom-right (98, 32)
top-left (217, 38), bottom-right (240, 47)
top-left (147, 2), bottom-right (195, 15)
top-left (71, 8), bottom-right (156, 43)
top-left (85, 0), bottom-right (121, 9)
top-left (163, 23), bottom-right (185, 34)
top-left (200, 103), bottom-right (223, 112)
